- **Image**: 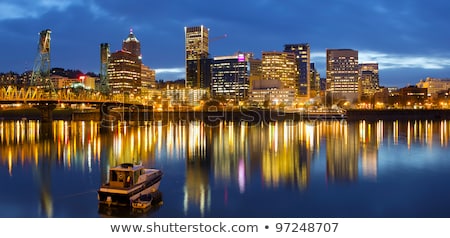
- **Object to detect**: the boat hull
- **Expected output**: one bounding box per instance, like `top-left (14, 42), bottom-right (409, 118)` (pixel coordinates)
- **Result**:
top-left (98, 176), bottom-right (162, 207)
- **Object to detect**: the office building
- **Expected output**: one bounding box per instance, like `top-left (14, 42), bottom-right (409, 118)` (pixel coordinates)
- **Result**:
top-left (210, 52), bottom-right (253, 101)
top-left (359, 63), bottom-right (379, 96)
top-left (326, 49), bottom-right (359, 102)
top-left (185, 25), bottom-right (210, 89)
top-left (106, 30), bottom-right (146, 98)
top-left (141, 64), bottom-right (156, 89)
top-left (108, 50), bottom-right (141, 96)
top-left (284, 44), bottom-right (310, 97)
top-left (122, 29), bottom-right (141, 59)
top-left (261, 51), bottom-right (298, 91)
top-left (417, 77), bottom-right (450, 99)
top-left (249, 79), bottom-right (296, 107)
top-left (310, 63), bottom-right (321, 97)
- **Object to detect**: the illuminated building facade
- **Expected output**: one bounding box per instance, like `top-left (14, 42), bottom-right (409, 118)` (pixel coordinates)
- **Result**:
top-left (211, 52), bottom-right (252, 101)
top-left (162, 87), bottom-right (209, 107)
top-left (326, 49), bottom-right (359, 102)
top-left (248, 57), bottom-right (262, 89)
top-left (122, 29), bottom-right (141, 60)
top-left (310, 63), bottom-right (321, 97)
top-left (359, 63), bottom-right (379, 96)
top-left (262, 51), bottom-right (298, 92)
top-left (107, 50), bottom-right (141, 96)
top-left (107, 31), bottom-right (143, 97)
top-left (284, 44), bottom-right (310, 97)
top-left (249, 79), bottom-right (296, 107)
top-left (141, 64), bottom-right (156, 89)
top-left (417, 77), bottom-right (450, 99)
top-left (185, 25), bottom-right (210, 89)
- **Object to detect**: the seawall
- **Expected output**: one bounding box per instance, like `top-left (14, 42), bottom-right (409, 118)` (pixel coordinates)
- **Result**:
top-left (346, 109), bottom-right (450, 121)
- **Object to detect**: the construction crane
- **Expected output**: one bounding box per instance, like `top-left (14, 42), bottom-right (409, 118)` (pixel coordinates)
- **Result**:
top-left (210, 34), bottom-right (228, 43)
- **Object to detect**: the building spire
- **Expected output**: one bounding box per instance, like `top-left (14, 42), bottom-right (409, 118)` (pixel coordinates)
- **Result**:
top-left (124, 28), bottom-right (139, 43)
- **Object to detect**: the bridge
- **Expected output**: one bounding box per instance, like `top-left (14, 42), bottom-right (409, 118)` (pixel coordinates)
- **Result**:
top-left (0, 28), bottom-right (149, 122)
top-left (0, 86), bottom-right (147, 122)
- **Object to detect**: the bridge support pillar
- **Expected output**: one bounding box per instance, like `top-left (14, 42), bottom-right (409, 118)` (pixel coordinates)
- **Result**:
top-left (34, 103), bottom-right (57, 122)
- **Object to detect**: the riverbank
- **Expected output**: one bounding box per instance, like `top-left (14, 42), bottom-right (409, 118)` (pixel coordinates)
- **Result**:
top-left (0, 108), bottom-right (99, 121)
top-left (2, 107), bottom-right (450, 122)
top-left (346, 109), bottom-right (450, 121)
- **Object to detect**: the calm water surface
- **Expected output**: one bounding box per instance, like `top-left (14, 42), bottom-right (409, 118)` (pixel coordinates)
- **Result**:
top-left (1, 119), bottom-right (450, 218)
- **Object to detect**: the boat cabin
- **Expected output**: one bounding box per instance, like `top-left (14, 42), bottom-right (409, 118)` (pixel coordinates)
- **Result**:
top-left (108, 163), bottom-right (145, 188)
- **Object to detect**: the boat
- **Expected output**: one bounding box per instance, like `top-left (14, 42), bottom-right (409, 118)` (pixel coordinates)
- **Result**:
top-left (131, 193), bottom-right (153, 209)
top-left (97, 163), bottom-right (163, 207)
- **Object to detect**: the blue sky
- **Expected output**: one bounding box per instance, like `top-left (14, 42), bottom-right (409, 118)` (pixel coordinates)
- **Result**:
top-left (1, 0), bottom-right (450, 87)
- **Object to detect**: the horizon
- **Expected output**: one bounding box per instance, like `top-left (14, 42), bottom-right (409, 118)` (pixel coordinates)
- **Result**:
top-left (2, 0), bottom-right (450, 88)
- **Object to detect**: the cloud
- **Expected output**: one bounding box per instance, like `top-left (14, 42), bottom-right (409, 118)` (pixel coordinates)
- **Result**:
top-left (154, 67), bottom-right (185, 80)
top-left (155, 67), bottom-right (184, 74)
top-left (310, 50), bottom-right (450, 70)
top-left (359, 51), bottom-right (450, 70)
top-left (38, 0), bottom-right (75, 10)
top-left (0, 3), bottom-right (38, 20)
top-left (0, 0), bottom-right (105, 21)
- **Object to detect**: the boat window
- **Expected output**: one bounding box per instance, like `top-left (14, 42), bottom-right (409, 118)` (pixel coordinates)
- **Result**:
top-left (118, 172), bottom-right (124, 182)
top-left (124, 171), bottom-right (132, 187)
top-left (110, 171), bottom-right (118, 182)
top-left (134, 170), bottom-right (140, 184)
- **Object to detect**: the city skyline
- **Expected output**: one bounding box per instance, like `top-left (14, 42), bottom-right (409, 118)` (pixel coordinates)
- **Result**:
top-left (1, 0), bottom-right (450, 88)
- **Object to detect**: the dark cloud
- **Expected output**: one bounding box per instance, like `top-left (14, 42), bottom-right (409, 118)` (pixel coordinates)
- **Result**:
top-left (1, 0), bottom-right (450, 87)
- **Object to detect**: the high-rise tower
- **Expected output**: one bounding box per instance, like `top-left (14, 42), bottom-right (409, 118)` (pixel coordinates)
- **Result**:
top-left (107, 30), bottom-right (142, 98)
top-left (185, 25), bottom-right (210, 88)
top-left (261, 51), bottom-right (298, 90)
top-left (359, 63), bottom-right (379, 96)
top-left (326, 49), bottom-right (359, 102)
top-left (284, 44), bottom-right (311, 98)
top-left (122, 29), bottom-right (141, 59)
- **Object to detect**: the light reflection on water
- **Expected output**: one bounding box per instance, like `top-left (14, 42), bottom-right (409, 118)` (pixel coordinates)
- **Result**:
top-left (1, 119), bottom-right (450, 217)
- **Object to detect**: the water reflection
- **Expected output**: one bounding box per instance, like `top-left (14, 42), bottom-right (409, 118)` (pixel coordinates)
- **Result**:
top-left (1, 119), bottom-right (450, 217)
top-left (98, 190), bottom-right (164, 218)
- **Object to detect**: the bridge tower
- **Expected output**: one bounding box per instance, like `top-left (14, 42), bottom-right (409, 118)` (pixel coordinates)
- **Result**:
top-left (30, 29), bottom-right (56, 96)
top-left (99, 43), bottom-right (111, 96)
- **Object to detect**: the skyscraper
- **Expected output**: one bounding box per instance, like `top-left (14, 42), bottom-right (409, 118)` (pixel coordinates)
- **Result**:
top-left (284, 44), bottom-right (310, 98)
top-left (185, 25), bottom-right (210, 88)
top-left (108, 50), bottom-right (141, 96)
top-left (210, 52), bottom-right (252, 101)
top-left (107, 30), bottom-right (142, 97)
top-left (262, 51), bottom-right (298, 90)
top-left (122, 29), bottom-right (141, 59)
top-left (326, 49), bottom-right (359, 102)
top-left (310, 63), bottom-right (321, 97)
top-left (359, 63), bottom-right (379, 96)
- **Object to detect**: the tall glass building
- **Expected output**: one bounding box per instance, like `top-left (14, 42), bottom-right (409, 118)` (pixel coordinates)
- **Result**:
top-left (210, 52), bottom-right (253, 101)
top-left (284, 44), bottom-right (310, 98)
top-left (185, 25), bottom-right (210, 89)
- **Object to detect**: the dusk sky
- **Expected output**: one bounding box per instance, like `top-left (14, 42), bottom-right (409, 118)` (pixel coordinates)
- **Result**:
top-left (1, 0), bottom-right (450, 87)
